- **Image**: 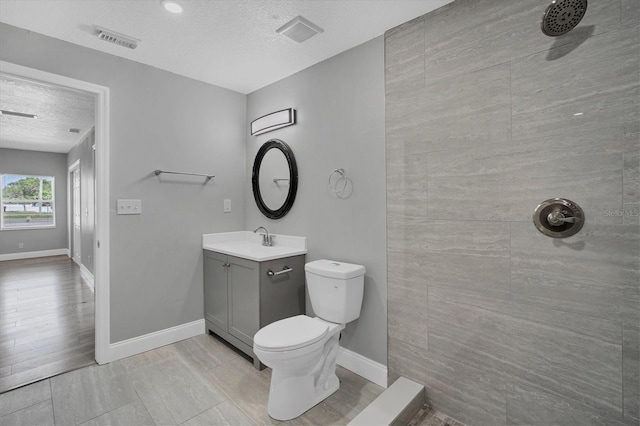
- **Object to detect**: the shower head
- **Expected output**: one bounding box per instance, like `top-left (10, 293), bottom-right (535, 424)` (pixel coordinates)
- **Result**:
top-left (541, 0), bottom-right (588, 36)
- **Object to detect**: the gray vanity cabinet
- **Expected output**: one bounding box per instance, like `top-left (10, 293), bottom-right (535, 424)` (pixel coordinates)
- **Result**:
top-left (204, 251), bottom-right (259, 346)
top-left (203, 250), bottom-right (305, 369)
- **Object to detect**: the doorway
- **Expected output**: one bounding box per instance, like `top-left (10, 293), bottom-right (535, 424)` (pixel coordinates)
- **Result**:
top-left (0, 60), bottom-right (110, 389)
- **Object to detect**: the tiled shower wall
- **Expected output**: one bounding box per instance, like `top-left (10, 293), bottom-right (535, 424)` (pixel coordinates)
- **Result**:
top-left (385, 1), bottom-right (639, 425)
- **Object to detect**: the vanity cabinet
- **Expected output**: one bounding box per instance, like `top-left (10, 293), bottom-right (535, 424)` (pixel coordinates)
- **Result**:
top-left (204, 250), bottom-right (305, 369)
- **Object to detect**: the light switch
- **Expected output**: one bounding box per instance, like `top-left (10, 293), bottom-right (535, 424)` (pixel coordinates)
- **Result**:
top-left (224, 199), bottom-right (231, 213)
top-left (117, 199), bottom-right (142, 215)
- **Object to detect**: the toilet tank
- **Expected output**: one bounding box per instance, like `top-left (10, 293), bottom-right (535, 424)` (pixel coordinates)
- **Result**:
top-left (305, 260), bottom-right (365, 324)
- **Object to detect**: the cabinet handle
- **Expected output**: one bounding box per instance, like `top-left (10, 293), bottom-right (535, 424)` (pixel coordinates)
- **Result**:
top-left (223, 263), bottom-right (231, 267)
top-left (267, 266), bottom-right (293, 276)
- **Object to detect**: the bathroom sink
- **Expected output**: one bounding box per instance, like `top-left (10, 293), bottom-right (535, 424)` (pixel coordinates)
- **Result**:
top-left (202, 231), bottom-right (307, 262)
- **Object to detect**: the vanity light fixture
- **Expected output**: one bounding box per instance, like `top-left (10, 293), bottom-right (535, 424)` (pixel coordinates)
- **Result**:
top-left (251, 108), bottom-right (296, 136)
top-left (161, 0), bottom-right (183, 14)
top-left (0, 110), bottom-right (37, 119)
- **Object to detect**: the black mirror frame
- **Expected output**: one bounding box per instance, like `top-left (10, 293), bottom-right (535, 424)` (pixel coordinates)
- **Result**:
top-left (252, 139), bottom-right (298, 220)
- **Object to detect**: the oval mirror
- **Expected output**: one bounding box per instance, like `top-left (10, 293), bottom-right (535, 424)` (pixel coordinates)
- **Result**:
top-left (252, 139), bottom-right (298, 219)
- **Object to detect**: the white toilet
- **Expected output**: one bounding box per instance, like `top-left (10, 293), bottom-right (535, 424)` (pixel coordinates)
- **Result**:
top-left (253, 259), bottom-right (366, 421)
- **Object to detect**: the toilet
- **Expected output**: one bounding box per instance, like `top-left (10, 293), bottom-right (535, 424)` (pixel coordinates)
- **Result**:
top-left (253, 259), bottom-right (366, 421)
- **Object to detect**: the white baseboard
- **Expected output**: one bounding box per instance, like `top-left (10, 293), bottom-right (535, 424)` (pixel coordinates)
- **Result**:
top-left (0, 248), bottom-right (69, 262)
top-left (338, 347), bottom-right (388, 388)
top-left (106, 320), bottom-right (386, 387)
top-left (108, 319), bottom-right (205, 363)
top-left (79, 264), bottom-right (94, 293)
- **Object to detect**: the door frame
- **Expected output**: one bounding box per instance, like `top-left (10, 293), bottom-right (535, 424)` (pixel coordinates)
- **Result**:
top-left (0, 60), bottom-right (111, 364)
top-left (68, 159), bottom-right (81, 266)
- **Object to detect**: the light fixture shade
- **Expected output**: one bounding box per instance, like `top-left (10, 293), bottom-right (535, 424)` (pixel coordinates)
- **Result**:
top-left (161, 0), bottom-right (183, 13)
top-left (251, 108), bottom-right (296, 136)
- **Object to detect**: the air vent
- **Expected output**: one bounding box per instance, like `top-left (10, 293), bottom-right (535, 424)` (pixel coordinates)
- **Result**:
top-left (0, 110), bottom-right (37, 119)
top-left (96, 26), bottom-right (140, 50)
top-left (276, 16), bottom-right (324, 43)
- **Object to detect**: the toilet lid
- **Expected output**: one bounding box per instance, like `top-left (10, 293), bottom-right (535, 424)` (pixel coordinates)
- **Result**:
top-left (254, 315), bottom-right (328, 351)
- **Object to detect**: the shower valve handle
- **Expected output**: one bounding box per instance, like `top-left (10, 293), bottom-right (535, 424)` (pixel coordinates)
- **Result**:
top-left (533, 198), bottom-right (585, 238)
top-left (547, 210), bottom-right (578, 226)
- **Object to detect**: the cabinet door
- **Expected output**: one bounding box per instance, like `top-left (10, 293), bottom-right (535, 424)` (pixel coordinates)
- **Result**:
top-left (259, 256), bottom-right (306, 327)
top-left (204, 251), bottom-right (228, 331)
top-left (228, 255), bottom-right (260, 346)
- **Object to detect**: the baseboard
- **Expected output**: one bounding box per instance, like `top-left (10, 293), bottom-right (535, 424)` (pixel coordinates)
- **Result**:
top-left (79, 264), bottom-right (94, 293)
top-left (0, 248), bottom-right (69, 262)
top-left (108, 319), bottom-right (205, 363)
top-left (337, 346), bottom-right (388, 388)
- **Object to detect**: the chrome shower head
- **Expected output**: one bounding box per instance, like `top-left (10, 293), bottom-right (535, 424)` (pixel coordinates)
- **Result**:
top-left (541, 0), bottom-right (588, 36)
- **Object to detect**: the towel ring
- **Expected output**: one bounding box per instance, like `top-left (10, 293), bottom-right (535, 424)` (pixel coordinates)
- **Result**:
top-left (328, 168), bottom-right (348, 195)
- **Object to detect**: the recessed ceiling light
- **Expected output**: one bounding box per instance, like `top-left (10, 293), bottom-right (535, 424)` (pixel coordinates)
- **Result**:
top-left (161, 0), bottom-right (183, 14)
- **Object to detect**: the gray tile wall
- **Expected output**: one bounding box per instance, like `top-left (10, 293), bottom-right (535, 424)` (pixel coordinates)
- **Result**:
top-left (385, 0), bottom-right (640, 425)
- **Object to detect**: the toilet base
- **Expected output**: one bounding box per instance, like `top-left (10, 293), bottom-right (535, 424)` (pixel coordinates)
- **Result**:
top-left (314, 373), bottom-right (340, 405)
top-left (254, 319), bottom-right (344, 421)
top-left (268, 373), bottom-right (339, 421)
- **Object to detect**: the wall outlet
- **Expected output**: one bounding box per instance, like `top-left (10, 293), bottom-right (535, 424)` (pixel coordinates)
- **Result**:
top-left (18, 242), bottom-right (24, 249)
top-left (117, 199), bottom-right (142, 215)
top-left (224, 199), bottom-right (231, 213)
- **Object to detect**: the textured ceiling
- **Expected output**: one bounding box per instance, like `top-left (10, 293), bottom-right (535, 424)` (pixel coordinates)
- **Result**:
top-left (0, 0), bottom-right (453, 94)
top-left (0, 75), bottom-right (95, 153)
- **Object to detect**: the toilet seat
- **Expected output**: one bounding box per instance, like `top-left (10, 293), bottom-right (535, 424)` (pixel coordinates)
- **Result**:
top-left (254, 315), bottom-right (328, 352)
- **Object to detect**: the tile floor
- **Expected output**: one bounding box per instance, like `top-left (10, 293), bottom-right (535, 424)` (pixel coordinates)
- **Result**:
top-left (0, 333), bottom-right (385, 425)
top-left (408, 404), bottom-right (466, 426)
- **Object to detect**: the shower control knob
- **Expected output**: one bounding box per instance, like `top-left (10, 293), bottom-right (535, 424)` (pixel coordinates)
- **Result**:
top-left (547, 209), bottom-right (577, 226)
top-left (533, 198), bottom-right (585, 238)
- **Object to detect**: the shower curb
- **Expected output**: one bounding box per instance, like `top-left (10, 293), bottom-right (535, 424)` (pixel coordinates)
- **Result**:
top-left (348, 376), bottom-right (425, 426)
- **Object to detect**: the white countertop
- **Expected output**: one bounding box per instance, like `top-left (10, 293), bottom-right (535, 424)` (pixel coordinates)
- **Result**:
top-left (202, 231), bottom-right (307, 262)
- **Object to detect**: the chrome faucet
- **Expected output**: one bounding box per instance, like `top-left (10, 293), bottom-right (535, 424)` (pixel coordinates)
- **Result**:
top-left (253, 226), bottom-right (273, 247)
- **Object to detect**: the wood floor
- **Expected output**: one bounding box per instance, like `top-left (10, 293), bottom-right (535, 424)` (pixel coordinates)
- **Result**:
top-left (0, 255), bottom-right (95, 394)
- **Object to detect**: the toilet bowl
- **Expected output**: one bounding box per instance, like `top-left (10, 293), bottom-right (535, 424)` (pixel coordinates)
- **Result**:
top-left (253, 315), bottom-right (343, 420)
top-left (253, 259), bottom-right (365, 421)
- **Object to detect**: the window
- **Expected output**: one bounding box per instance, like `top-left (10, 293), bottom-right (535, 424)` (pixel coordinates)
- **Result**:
top-left (1, 174), bottom-right (55, 230)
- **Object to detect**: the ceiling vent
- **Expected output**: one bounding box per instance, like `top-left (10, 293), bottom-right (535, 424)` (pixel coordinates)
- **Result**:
top-left (276, 16), bottom-right (324, 43)
top-left (96, 26), bottom-right (140, 50)
top-left (0, 110), bottom-right (37, 119)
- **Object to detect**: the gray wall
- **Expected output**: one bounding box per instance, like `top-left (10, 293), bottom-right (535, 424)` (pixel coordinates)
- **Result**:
top-left (245, 37), bottom-right (387, 365)
top-left (0, 23), bottom-right (247, 343)
top-left (67, 128), bottom-right (95, 274)
top-left (0, 148), bottom-right (68, 255)
top-left (386, 0), bottom-right (639, 425)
